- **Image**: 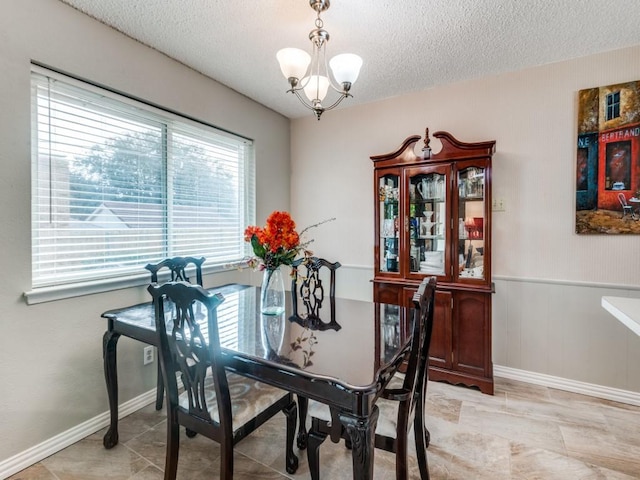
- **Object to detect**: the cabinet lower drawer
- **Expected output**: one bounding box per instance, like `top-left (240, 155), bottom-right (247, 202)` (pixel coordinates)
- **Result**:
top-left (373, 282), bottom-right (403, 305)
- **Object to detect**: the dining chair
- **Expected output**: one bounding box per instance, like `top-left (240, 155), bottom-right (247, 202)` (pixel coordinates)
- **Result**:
top-left (618, 193), bottom-right (637, 220)
top-left (148, 281), bottom-right (299, 480)
top-left (289, 255), bottom-right (341, 449)
top-left (289, 256), bottom-right (342, 331)
top-left (145, 256), bottom-right (206, 410)
top-left (305, 276), bottom-right (437, 480)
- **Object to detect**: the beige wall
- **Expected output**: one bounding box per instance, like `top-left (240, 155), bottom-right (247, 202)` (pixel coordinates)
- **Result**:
top-left (291, 46), bottom-right (640, 284)
top-left (3, 0), bottom-right (640, 473)
top-left (290, 46), bottom-right (640, 394)
top-left (0, 0), bottom-right (289, 469)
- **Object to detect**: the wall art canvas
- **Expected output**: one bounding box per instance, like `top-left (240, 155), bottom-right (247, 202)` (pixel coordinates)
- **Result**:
top-left (576, 80), bottom-right (640, 234)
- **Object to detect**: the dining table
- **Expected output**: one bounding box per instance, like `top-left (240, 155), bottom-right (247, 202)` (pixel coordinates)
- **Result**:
top-left (101, 283), bottom-right (413, 479)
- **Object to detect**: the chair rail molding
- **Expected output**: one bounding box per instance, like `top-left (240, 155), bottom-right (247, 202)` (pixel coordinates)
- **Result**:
top-left (493, 274), bottom-right (640, 291)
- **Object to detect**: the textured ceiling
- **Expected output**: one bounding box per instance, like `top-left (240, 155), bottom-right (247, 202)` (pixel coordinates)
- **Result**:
top-left (59, 0), bottom-right (640, 119)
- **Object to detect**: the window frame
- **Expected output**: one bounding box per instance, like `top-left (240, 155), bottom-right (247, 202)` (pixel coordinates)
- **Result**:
top-left (606, 91), bottom-right (621, 121)
top-left (25, 65), bottom-right (255, 304)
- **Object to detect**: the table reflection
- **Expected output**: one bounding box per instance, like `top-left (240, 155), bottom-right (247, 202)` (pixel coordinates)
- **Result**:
top-left (212, 285), bottom-right (400, 388)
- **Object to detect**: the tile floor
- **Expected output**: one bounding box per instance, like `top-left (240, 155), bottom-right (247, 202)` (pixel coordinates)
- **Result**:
top-left (8, 377), bottom-right (640, 479)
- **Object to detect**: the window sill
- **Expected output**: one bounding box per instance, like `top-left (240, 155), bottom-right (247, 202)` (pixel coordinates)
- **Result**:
top-left (23, 264), bottom-right (245, 305)
top-left (24, 274), bottom-right (150, 305)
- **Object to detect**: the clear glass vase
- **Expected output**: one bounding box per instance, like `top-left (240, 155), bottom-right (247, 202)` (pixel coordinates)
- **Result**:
top-left (261, 311), bottom-right (286, 355)
top-left (261, 267), bottom-right (285, 315)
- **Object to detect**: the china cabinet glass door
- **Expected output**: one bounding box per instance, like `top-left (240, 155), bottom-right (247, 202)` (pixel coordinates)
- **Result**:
top-left (407, 167), bottom-right (448, 278)
top-left (457, 165), bottom-right (486, 281)
top-left (378, 172), bottom-right (400, 274)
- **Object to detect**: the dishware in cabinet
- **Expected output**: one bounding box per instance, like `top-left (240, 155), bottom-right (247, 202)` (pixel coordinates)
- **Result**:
top-left (456, 160), bottom-right (491, 283)
top-left (406, 165), bottom-right (451, 281)
top-left (376, 170), bottom-right (402, 276)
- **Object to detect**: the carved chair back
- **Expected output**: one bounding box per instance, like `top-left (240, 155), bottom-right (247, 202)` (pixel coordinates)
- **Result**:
top-left (145, 256), bottom-right (206, 410)
top-left (378, 275), bottom-right (436, 479)
top-left (145, 256), bottom-right (205, 286)
top-left (149, 282), bottom-right (226, 425)
top-left (148, 281), bottom-right (299, 479)
top-left (289, 256), bottom-right (342, 330)
top-left (402, 276), bottom-right (437, 436)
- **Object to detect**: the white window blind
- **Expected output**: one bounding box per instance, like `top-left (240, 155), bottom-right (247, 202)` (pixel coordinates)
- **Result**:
top-left (30, 67), bottom-right (255, 289)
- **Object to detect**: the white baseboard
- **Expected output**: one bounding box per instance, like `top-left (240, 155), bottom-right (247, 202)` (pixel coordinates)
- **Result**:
top-left (0, 389), bottom-right (156, 480)
top-left (4, 367), bottom-right (640, 479)
top-left (494, 365), bottom-right (640, 407)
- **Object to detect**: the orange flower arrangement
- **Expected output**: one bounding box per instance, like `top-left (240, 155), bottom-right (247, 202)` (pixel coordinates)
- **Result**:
top-left (244, 211), bottom-right (333, 271)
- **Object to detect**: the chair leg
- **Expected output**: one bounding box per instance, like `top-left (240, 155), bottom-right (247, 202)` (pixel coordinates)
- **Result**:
top-left (415, 429), bottom-right (430, 480)
top-left (296, 395), bottom-right (308, 449)
top-left (155, 361), bottom-right (164, 410)
top-left (164, 411), bottom-right (180, 480)
top-left (414, 397), bottom-right (430, 479)
top-left (283, 401), bottom-right (299, 474)
top-left (219, 437), bottom-right (234, 480)
top-left (307, 418), bottom-right (328, 480)
top-left (395, 407), bottom-right (410, 480)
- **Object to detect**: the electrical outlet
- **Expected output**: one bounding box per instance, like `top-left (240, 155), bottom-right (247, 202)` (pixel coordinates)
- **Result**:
top-left (143, 346), bottom-right (154, 365)
top-left (492, 197), bottom-right (506, 212)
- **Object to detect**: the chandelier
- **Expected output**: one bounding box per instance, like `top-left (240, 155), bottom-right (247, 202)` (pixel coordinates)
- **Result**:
top-left (276, 0), bottom-right (363, 120)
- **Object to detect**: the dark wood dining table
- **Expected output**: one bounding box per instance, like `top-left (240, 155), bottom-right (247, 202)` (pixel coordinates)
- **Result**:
top-left (101, 283), bottom-right (412, 479)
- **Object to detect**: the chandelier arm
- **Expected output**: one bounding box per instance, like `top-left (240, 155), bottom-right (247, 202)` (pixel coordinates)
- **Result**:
top-left (318, 91), bottom-right (352, 112)
top-left (288, 83), bottom-right (352, 111)
top-left (286, 75), bottom-right (313, 94)
top-left (288, 86), bottom-right (351, 113)
top-left (290, 89), bottom-right (319, 112)
top-left (327, 81), bottom-right (349, 94)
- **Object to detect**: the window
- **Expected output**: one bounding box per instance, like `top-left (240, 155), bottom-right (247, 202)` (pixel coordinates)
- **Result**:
top-left (606, 91), bottom-right (620, 121)
top-left (30, 66), bottom-right (255, 293)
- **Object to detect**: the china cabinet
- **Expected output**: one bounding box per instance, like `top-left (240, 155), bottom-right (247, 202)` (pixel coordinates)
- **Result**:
top-left (371, 129), bottom-right (496, 394)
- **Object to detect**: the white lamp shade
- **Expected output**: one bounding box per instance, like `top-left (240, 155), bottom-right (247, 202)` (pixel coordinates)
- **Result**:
top-left (329, 53), bottom-right (363, 85)
top-left (302, 75), bottom-right (330, 102)
top-left (276, 48), bottom-right (311, 80)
